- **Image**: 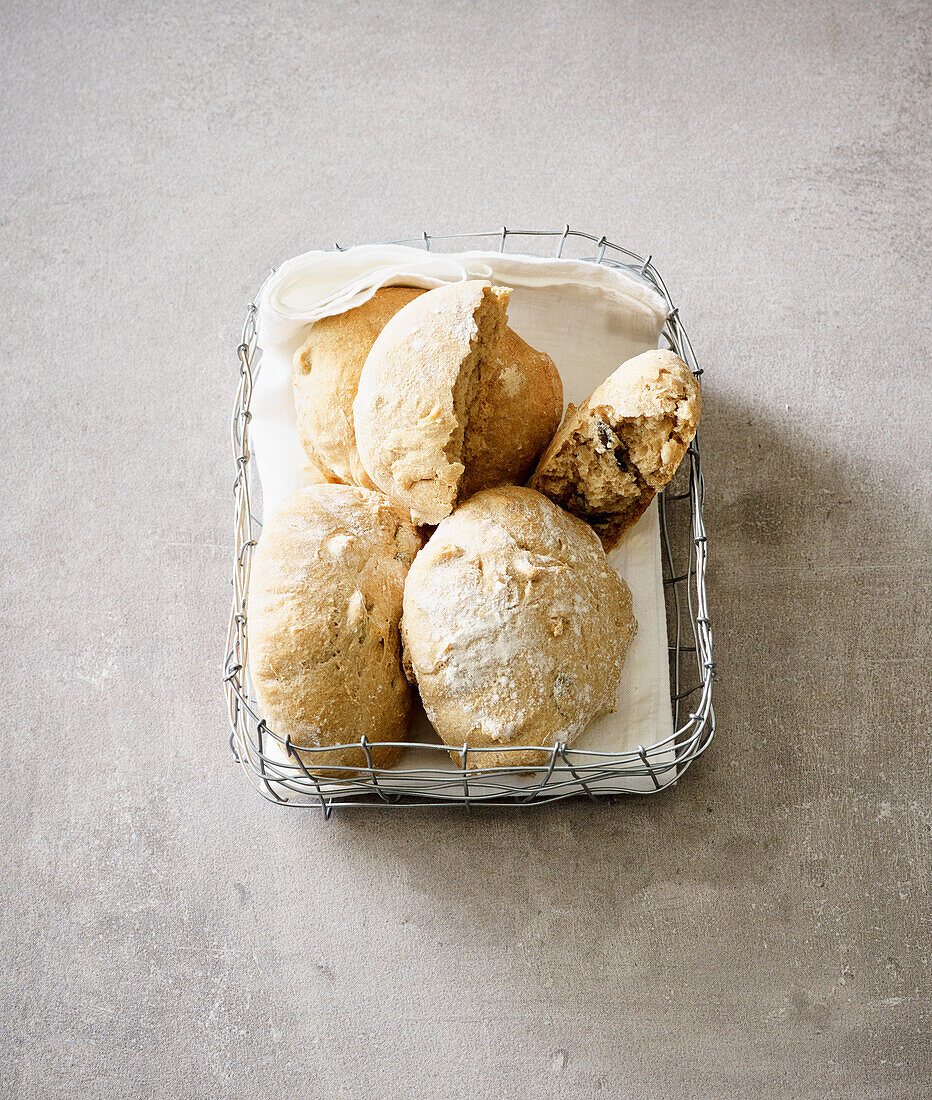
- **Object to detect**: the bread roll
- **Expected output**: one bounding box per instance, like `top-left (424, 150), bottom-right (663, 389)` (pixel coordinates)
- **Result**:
top-left (248, 483), bottom-right (420, 775)
top-left (401, 486), bottom-right (637, 769)
top-left (292, 287), bottom-right (425, 487)
top-left (530, 349), bottom-right (700, 549)
top-left (460, 325), bottom-right (563, 497)
top-left (354, 281), bottom-right (562, 525)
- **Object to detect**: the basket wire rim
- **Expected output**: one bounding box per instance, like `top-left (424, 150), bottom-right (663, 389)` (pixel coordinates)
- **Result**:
top-left (224, 226), bottom-right (715, 814)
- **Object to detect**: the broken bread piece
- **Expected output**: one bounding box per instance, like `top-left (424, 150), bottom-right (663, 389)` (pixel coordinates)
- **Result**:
top-left (460, 325), bottom-right (563, 498)
top-left (354, 281), bottom-right (509, 525)
top-left (529, 349), bottom-right (700, 550)
top-left (353, 281), bottom-right (563, 526)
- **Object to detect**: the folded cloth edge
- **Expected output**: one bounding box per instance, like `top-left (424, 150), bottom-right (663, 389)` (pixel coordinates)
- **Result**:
top-left (257, 244), bottom-right (668, 345)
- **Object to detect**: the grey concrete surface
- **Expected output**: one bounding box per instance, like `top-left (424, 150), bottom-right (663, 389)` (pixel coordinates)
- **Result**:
top-left (1, 1), bottom-right (929, 1097)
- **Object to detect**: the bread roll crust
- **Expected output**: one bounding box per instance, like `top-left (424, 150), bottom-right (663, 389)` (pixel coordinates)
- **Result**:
top-left (460, 325), bottom-right (563, 497)
top-left (354, 281), bottom-right (564, 525)
top-left (292, 287), bottom-right (425, 488)
top-left (530, 349), bottom-right (700, 549)
top-left (401, 486), bottom-right (637, 769)
top-left (354, 281), bottom-right (509, 524)
top-left (248, 483), bottom-right (421, 775)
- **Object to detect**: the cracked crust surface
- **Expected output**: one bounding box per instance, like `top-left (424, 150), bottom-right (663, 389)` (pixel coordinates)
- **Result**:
top-left (530, 349), bottom-right (701, 549)
top-left (354, 281), bottom-right (509, 525)
top-left (248, 483), bottom-right (421, 776)
top-left (353, 281), bottom-right (563, 525)
top-left (401, 486), bottom-right (637, 769)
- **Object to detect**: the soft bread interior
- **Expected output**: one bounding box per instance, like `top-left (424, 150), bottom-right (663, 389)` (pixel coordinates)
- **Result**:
top-left (533, 406), bottom-right (646, 525)
top-left (534, 400), bottom-right (694, 539)
top-left (447, 285), bottom-right (509, 500)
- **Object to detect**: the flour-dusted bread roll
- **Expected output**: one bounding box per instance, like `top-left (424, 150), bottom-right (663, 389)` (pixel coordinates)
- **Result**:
top-left (292, 286), bottom-right (425, 487)
top-left (248, 483), bottom-right (421, 775)
top-left (530, 349), bottom-right (700, 550)
top-left (354, 281), bottom-right (562, 525)
top-left (401, 486), bottom-right (637, 769)
top-left (354, 281), bottom-right (508, 524)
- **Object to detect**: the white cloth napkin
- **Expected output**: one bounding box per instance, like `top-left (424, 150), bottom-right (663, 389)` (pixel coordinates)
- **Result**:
top-left (250, 246), bottom-right (675, 792)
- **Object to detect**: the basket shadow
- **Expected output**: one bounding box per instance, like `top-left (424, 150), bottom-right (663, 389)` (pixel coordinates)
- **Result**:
top-left (311, 389), bottom-right (927, 949)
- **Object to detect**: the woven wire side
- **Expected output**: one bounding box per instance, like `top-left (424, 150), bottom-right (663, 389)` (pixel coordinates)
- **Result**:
top-left (224, 227), bottom-right (715, 816)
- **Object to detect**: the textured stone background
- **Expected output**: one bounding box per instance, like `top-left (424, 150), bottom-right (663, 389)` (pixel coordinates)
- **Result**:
top-left (2, 2), bottom-right (929, 1097)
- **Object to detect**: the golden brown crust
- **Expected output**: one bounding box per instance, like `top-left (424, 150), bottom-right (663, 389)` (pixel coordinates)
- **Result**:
top-left (354, 281), bottom-right (509, 524)
top-left (401, 486), bottom-right (637, 769)
top-left (460, 326), bottom-right (563, 498)
top-left (353, 281), bottom-right (565, 526)
top-left (292, 287), bottom-right (425, 488)
top-left (248, 484), bottom-right (421, 777)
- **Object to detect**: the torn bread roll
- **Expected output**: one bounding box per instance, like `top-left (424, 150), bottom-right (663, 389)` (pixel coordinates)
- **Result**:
top-left (353, 281), bottom-right (562, 525)
top-left (530, 349), bottom-right (701, 550)
top-left (248, 483), bottom-right (421, 776)
top-left (292, 286), bottom-right (425, 487)
top-left (401, 486), bottom-right (637, 769)
top-left (459, 324), bottom-right (563, 498)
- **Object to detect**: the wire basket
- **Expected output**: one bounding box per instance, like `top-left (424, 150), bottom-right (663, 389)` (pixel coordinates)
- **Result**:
top-left (224, 227), bottom-right (715, 816)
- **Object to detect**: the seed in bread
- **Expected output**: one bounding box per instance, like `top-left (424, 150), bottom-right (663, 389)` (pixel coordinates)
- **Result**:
top-left (248, 483), bottom-right (421, 775)
top-left (530, 349), bottom-right (700, 550)
top-left (353, 281), bottom-right (562, 525)
top-left (292, 286), bottom-right (425, 487)
top-left (401, 485), bottom-right (637, 769)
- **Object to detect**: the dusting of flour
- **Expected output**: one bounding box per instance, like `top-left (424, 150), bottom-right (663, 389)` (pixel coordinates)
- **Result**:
top-left (402, 487), bottom-right (635, 749)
